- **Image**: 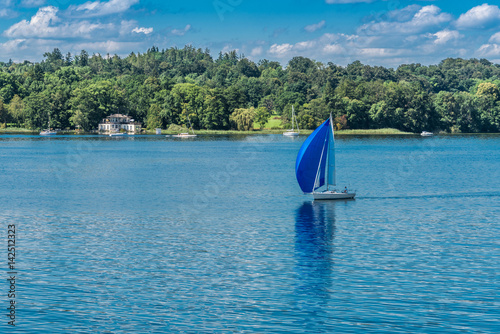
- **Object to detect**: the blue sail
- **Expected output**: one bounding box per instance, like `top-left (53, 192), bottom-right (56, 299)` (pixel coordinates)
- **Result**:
top-left (295, 119), bottom-right (331, 193)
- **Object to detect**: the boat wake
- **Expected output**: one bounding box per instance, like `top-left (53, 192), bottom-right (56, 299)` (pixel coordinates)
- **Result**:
top-left (358, 191), bottom-right (500, 200)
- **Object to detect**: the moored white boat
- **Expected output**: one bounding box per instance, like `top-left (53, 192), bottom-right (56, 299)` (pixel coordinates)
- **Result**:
top-left (171, 133), bottom-right (196, 138)
top-left (296, 114), bottom-right (355, 200)
top-left (421, 131), bottom-right (433, 136)
top-left (283, 106), bottom-right (300, 136)
top-left (109, 132), bottom-right (127, 137)
top-left (40, 130), bottom-right (57, 135)
top-left (171, 117), bottom-right (197, 138)
top-left (283, 130), bottom-right (299, 136)
top-left (40, 113), bottom-right (57, 135)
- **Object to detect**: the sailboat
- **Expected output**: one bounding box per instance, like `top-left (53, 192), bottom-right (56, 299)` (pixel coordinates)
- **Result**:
top-left (283, 106), bottom-right (300, 136)
top-left (171, 116), bottom-right (197, 138)
top-left (40, 113), bottom-right (57, 135)
top-left (295, 114), bottom-right (355, 200)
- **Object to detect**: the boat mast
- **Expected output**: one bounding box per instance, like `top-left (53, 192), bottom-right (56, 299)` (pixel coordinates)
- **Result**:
top-left (188, 116), bottom-right (194, 135)
top-left (291, 106), bottom-right (295, 132)
top-left (296, 109), bottom-right (300, 134)
top-left (313, 135), bottom-right (328, 193)
top-left (329, 113), bottom-right (336, 187)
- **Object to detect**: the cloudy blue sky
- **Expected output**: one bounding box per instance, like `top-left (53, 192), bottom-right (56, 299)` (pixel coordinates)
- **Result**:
top-left (1, 0), bottom-right (500, 67)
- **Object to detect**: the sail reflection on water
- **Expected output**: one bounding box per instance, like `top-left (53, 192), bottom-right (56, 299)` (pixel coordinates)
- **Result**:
top-left (294, 201), bottom-right (336, 297)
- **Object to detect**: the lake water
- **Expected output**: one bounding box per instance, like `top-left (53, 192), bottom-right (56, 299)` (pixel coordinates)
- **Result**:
top-left (1, 134), bottom-right (499, 333)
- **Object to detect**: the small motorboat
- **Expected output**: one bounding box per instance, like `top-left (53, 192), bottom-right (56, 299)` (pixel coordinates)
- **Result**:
top-left (171, 133), bottom-right (196, 138)
top-left (109, 132), bottom-right (127, 137)
top-left (40, 130), bottom-right (57, 135)
top-left (171, 117), bottom-right (197, 138)
top-left (421, 131), bottom-right (433, 137)
top-left (40, 113), bottom-right (57, 135)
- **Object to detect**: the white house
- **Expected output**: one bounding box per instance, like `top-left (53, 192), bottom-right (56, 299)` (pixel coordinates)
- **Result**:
top-left (98, 114), bottom-right (142, 133)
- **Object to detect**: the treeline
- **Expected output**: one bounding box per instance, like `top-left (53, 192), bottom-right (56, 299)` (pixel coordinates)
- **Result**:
top-left (1, 46), bottom-right (500, 132)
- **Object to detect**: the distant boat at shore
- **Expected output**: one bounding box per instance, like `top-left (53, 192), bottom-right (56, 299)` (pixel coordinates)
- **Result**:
top-left (40, 129), bottom-right (57, 135)
top-left (283, 105), bottom-right (300, 136)
top-left (40, 113), bottom-right (57, 135)
top-left (109, 132), bottom-right (127, 137)
top-left (171, 116), bottom-right (197, 138)
top-left (421, 131), bottom-right (433, 137)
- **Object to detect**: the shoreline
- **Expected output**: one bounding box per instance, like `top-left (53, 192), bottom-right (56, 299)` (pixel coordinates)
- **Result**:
top-left (2, 128), bottom-right (499, 136)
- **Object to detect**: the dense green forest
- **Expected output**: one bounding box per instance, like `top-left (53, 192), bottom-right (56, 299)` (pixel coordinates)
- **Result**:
top-left (1, 46), bottom-right (500, 133)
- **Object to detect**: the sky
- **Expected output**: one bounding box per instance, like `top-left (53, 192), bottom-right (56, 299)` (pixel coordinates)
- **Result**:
top-left (1, 0), bottom-right (500, 67)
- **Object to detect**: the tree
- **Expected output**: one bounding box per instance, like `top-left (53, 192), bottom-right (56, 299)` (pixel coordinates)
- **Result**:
top-left (146, 104), bottom-right (163, 129)
top-left (69, 81), bottom-right (125, 130)
top-left (202, 88), bottom-right (230, 129)
top-left (167, 83), bottom-right (206, 128)
top-left (69, 109), bottom-right (88, 131)
top-left (236, 58), bottom-right (260, 77)
top-left (259, 95), bottom-right (275, 113)
top-left (296, 99), bottom-right (327, 129)
top-left (0, 98), bottom-right (8, 124)
top-left (24, 92), bottom-right (51, 129)
top-left (344, 98), bottom-right (369, 129)
top-left (476, 82), bottom-right (500, 100)
top-left (8, 95), bottom-right (25, 126)
top-left (230, 107), bottom-right (256, 131)
top-left (254, 107), bottom-right (270, 129)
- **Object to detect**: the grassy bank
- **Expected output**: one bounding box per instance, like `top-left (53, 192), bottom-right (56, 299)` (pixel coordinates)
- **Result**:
top-left (155, 128), bottom-right (414, 135)
top-left (335, 128), bottom-right (414, 135)
top-left (0, 128), bottom-right (87, 135)
top-left (1, 126), bottom-right (418, 136)
top-left (0, 127), bottom-right (36, 134)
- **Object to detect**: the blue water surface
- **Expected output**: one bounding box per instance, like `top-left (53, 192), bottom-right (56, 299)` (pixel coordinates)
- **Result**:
top-left (0, 134), bottom-right (499, 333)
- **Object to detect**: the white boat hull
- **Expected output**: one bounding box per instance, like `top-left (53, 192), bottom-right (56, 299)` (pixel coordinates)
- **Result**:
top-left (313, 191), bottom-right (356, 200)
top-left (40, 131), bottom-right (57, 135)
top-left (420, 131), bottom-right (433, 136)
top-left (171, 134), bottom-right (197, 138)
top-left (109, 133), bottom-right (127, 136)
top-left (283, 131), bottom-right (299, 136)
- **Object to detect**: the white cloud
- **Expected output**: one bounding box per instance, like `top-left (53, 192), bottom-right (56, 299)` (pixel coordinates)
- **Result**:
top-left (0, 39), bottom-right (28, 51)
top-left (0, 37), bottom-right (67, 62)
top-left (304, 20), bottom-right (325, 33)
top-left (73, 40), bottom-right (142, 54)
top-left (21, 0), bottom-right (46, 7)
top-left (432, 29), bottom-right (461, 45)
top-left (456, 4), bottom-right (500, 29)
top-left (358, 48), bottom-right (404, 58)
top-left (323, 44), bottom-right (345, 54)
top-left (221, 45), bottom-right (239, 54)
top-left (268, 36), bottom-right (349, 58)
top-left (72, 0), bottom-right (139, 17)
top-left (269, 43), bottom-right (293, 57)
top-left (171, 24), bottom-right (191, 36)
top-left (386, 4), bottom-right (421, 22)
top-left (250, 46), bottom-right (263, 57)
top-left (359, 5), bottom-right (452, 35)
top-left (294, 40), bottom-right (316, 50)
top-left (5, 6), bottom-right (59, 37)
top-left (132, 27), bottom-right (153, 35)
top-left (4, 6), bottom-right (112, 39)
top-left (478, 43), bottom-right (500, 57)
top-left (489, 32), bottom-right (500, 43)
